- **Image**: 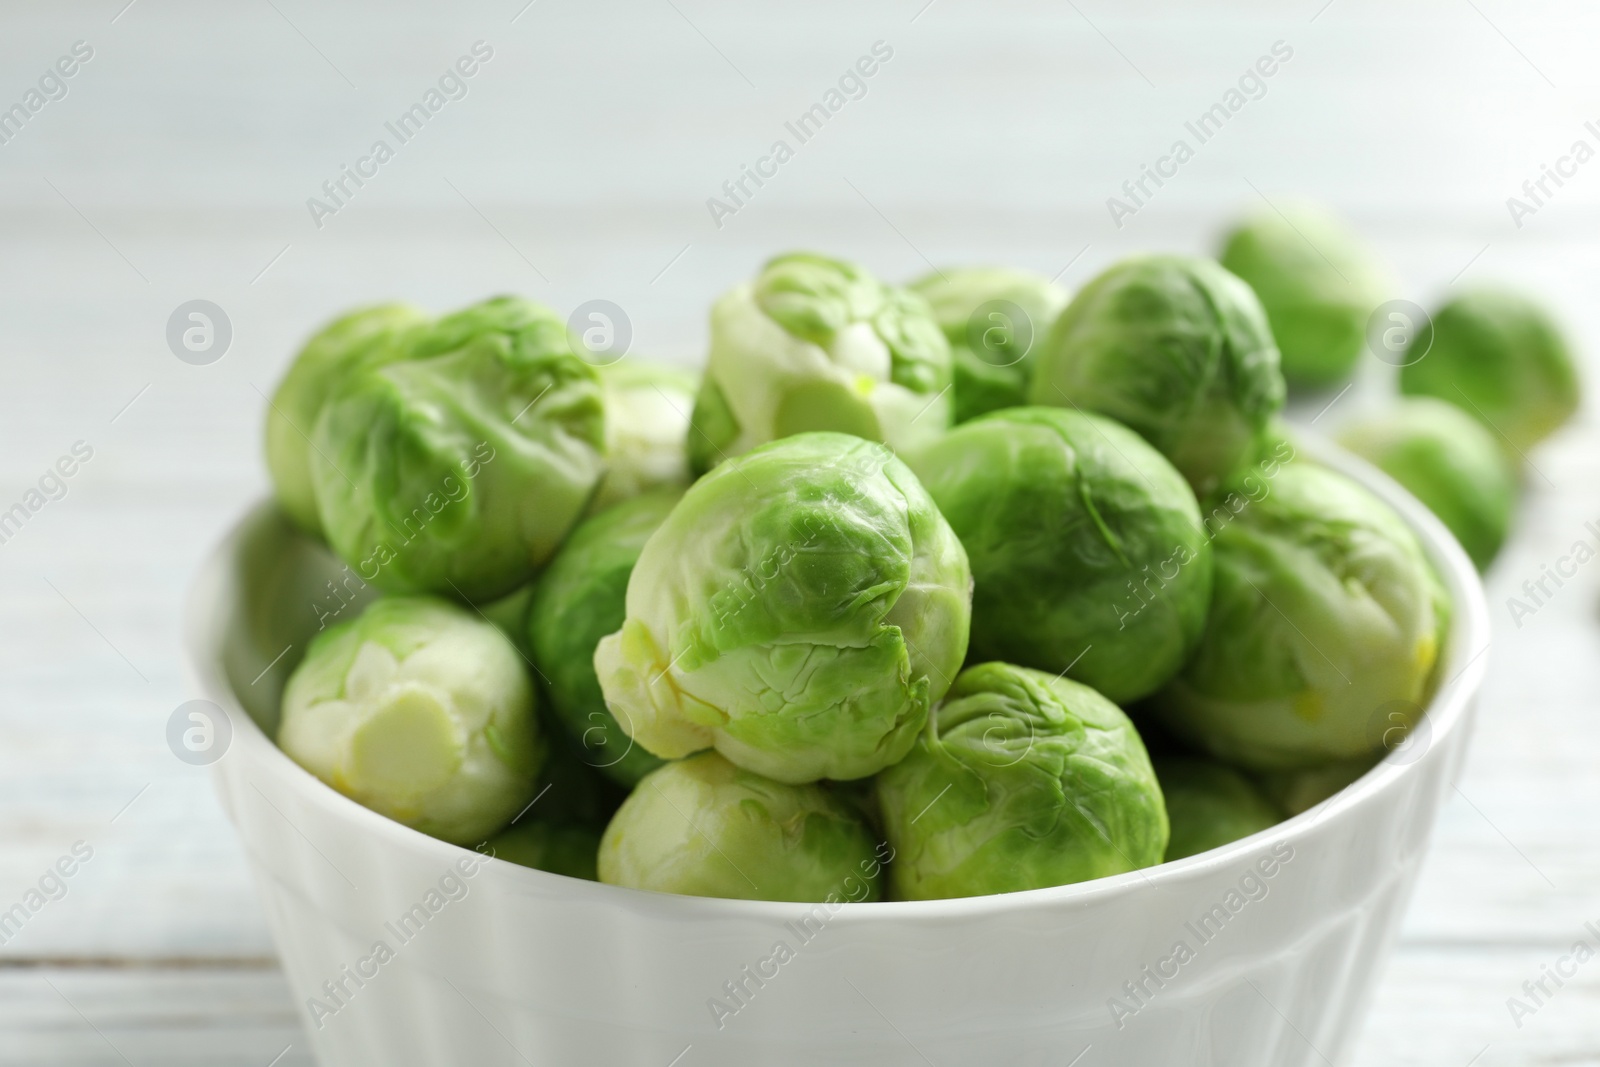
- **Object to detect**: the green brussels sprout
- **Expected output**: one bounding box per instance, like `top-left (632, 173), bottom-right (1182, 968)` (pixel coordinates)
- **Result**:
top-left (265, 304), bottom-right (429, 535)
top-left (278, 596), bottom-right (543, 845)
top-left (1399, 287), bottom-right (1580, 454)
top-left (911, 406), bottom-right (1211, 703)
top-left (1030, 254), bottom-right (1285, 497)
top-left (591, 359), bottom-right (697, 513)
top-left (908, 267), bottom-right (1070, 423)
top-left (1219, 205), bottom-right (1392, 389)
top-left (528, 489), bottom-right (680, 786)
top-left (1254, 754), bottom-right (1378, 816)
top-left (485, 819), bottom-right (599, 881)
top-left (595, 432), bottom-right (971, 783)
top-left (1154, 756), bottom-right (1282, 862)
top-left (1338, 398), bottom-right (1517, 570)
top-left (1154, 461), bottom-right (1450, 771)
top-left (877, 662), bottom-right (1167, 900)
top-left (598, 752), bottom-right (885, 902)
top-left (686, 252), bottom-right (952, 472)
top-left (310, 296), bottom-right (607, 603)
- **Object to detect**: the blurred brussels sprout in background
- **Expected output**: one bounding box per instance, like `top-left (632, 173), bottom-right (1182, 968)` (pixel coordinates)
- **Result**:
top-left (310, 296), bottom-right (607, 603)
top-left (485, 819), bottom-right (600, 881)
top-left (1338, 398), bottom-right (1517, 570)
top-left (1219, 205), bottom-right (1392, 389)
top-left (912, 407), bottom-right (1211, 703)
top-left (591, 359), bottom-right (697, 513)
top-left (595, 432), bottom-right (971, 783)
top-left (878, 662), bottom-right (1167, 900)
top-left (1154, 461), bottom-right (1449, 771)
top-left (1255, 754), bottom-right (1381, 816)
top-left (687, 252), bottom-right (952, 472)
top-left (598, 752), bottom-right (885, 902)
top-left (1399, 287), bottom-right (1580, 454)
top-left (528, 489), bottom-right (679, 786)
top-left (265, 304), bottom-right (429, 535)
top-left (1030, 254), bottom-right (1285, 496)
top-left (1154, 756), bottom-right (1282, 862)
top-left (278, 596), bottom-right (543, 845)
top-left (908, 267), bottom-right (1070, 423)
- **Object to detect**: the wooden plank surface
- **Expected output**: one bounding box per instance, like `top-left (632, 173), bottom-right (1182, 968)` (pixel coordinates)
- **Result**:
top-left (2, 0), bottom-right (1599, 1062)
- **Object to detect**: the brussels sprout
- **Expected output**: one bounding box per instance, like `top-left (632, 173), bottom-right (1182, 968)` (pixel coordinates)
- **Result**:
top-left (591, 359), bottom-right (697, 512)
top-left (485, 819), bottom-right (599, 881)
top-left (911, 406), bottom-right (1211, 703)
top-left (1399, 287), bottom-right (1580, 454)
top-left (598, 752), bottom-right (885, 902)
top-left (265, 304), bottom-right (429, 535)
top-left (595, 432), bottom-right (971, 783)
top-left (278, 596), bottom-right (543, 845)
top-left (1154, 756), bottom-right (1282, 862)
top-left (1030, 255), bottom-right (1285, 496)
top-left (1338, 398), bottom-right (1517, 570)
top-left (908, 267), bottom-right (1070, 423)
top-left (310, 297), bottom-right (607, 603)
top-left (528, 490), bottom-right (680, 786)
top-left (877, 663), bottom-right (1167, 900)
top-left (686, 252), bottom-right (952, 472)
top-left (1154, 461), bottom-right (1450, 771)
top-left (1219, 205), bottom-right (1392, 389)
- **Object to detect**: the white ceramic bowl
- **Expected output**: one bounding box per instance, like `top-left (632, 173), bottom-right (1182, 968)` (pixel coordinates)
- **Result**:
top-left (187, 442), bottom-right (1488, 1067)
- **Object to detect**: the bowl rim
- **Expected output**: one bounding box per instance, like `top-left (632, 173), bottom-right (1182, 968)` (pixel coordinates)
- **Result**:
top-left (188, 433), bottom-right (1490, 924)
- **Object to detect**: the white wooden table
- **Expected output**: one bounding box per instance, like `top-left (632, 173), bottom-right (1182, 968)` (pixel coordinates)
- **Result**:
top-left (3, 1), bottom-right (1599, 1062)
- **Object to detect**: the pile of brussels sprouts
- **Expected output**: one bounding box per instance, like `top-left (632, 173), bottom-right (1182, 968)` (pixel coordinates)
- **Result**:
top-left (266, 219), bottom-right (1578, 902)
